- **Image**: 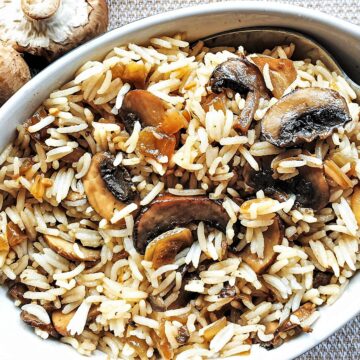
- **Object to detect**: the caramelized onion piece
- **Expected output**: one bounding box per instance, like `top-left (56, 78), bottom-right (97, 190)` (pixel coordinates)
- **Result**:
top-left (121, 90), bottom-right (187, 134)
top-left (144, 228), bottom-right (193, 269)
top-left (6, 222), bottom-right (27, 247)
top-left (261, 88), bottom-right (351, 147)
top-left (134, 195), bottom-right (229, 254)
top-left (202, 316), bottom-right (227, 341)
top-left (252, 57), bottom-right (297, 98)
top-left (137, 127), bottom-right (176, 163)
top-left (351, 186), bottom-right (360, 225)
top-left (111, 61), bottom-right (150, 89)
top-left (241, 216), bottom-right (283, 274)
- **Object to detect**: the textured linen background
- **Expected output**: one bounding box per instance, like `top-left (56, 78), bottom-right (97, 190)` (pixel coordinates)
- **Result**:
top-left (106, 1), bottom-right (359, 359)
top-left (107, 1), bottom-right (360, 359)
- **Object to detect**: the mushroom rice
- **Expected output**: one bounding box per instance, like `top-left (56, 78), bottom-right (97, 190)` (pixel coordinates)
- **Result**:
top-left (0, 34), bottom-right (359, 359)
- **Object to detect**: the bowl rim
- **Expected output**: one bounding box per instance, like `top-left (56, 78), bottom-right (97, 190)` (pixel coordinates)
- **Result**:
top-left (0, 2), bottom-right (360, 359)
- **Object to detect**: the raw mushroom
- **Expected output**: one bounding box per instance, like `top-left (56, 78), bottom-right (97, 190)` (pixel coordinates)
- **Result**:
top-left (261, 87), bottom-right (352, 147)
top-left (210, 58), bottom-right (270, 133)
top-left (0, 0), bottom-right (108, 61)
top-left (20, 310), bottom-right (59, 338)
top-left (134, 194), bottom-right (230, 254)
top-left (121, 90), bottom-right (187, 134)
top-left (83, 152), bottom-right (138, 223)
top-left (144, 228), bottom-right (193, 269)
top-left (251, 56), bottom-right (297, 98)
top-left (241, 215), bottom-right (283, 274)
top-left (0, 42), bottom-right (31, 105)
top-left (43, 234), bottom-right (100, 262)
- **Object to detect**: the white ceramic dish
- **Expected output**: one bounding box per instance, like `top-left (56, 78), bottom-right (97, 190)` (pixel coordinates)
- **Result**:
top-left (0, 2), bottom-right (359, 360)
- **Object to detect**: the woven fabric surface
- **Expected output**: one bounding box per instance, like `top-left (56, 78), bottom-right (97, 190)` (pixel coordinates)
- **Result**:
top-left (107, 1), bottom-right (360, 359)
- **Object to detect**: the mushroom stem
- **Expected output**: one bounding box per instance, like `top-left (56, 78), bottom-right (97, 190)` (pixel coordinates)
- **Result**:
top-left (21, 0), bottom-right (61, 21)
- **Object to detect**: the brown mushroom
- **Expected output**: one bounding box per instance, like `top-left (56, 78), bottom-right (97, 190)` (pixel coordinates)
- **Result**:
top-left (83, 152), bottom-right (138, 223)
top-left (121, 90), bottom-right (187, 134)
top-left (0, 42), bottom-right (31, 105)
top-left (241, 156), bottom-right (330, 211)
top-left (210, 58), bottom-right (270, 133)
top-left (8, 283), bottom-right (29, 305)
top-left (261, 87), bottom-right (352, 147)
top-left (251, 56), bottom-right (297, 98)
top-left (0, 0), bottom-right (108, 62)
top-left (144, 228), bottom-right (193, 269)
top-left (241, 215), bottom-right (283, 274)
top-left (134, 194), bottom-right (230, 254)
top-left (43, 234), bottom-right (100, 262)
top-left (52, 310), bottom-right (74, 337)
top-left (313, 270), bottom-right (332, 288)
top-left (20, 310), bottom-right (59, 338)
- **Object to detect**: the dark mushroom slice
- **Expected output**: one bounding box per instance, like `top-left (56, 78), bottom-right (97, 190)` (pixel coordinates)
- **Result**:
top-left (210, 58), bottom-right (270, 133)
top-left (241, 157), bottom-right (330, 210)
top-left (120, 90), bottom-right (187, 134)
top-left (20, 310), bottom-right (59, 338)
top-left (282, 165), bottom-right (330, 210)
top-left (83, 152), bottom-right (138, 223)
top-left (8, 283), bottom-right (29, 305)
top-left (251, 57), bottom-right (297, 98)
top-left (144, 228), bottom-right (193, 269)
top-left (43, 234), bottom-right (100, 262)
top-left (261, 87), bottom-right (352, 148)
top-left (313, 270), bottom-right (333, 288)
top-left (133, 194), bottom-right (230, 254)
top-left (241, 215), bottom-right (283, 274)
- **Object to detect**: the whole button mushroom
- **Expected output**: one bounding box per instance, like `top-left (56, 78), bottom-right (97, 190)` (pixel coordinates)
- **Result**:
top-left (0, 42), bottom-right (31, 105)
top-left (0, 0), bottom-right (108, 62)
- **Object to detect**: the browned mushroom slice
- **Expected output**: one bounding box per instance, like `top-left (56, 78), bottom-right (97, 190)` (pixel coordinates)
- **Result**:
top-left (8, 283), bottom-right (29, 305)
top-left (83, 152), bottom-right (138, 223)
top-left (284, 165), bottom-right (329, 210)
top-left (261, 87), bottom-right (352, 147)
top-left (112, 61), bottom-right (150, 89)
top-left (52, 310), bottom-right (74, 337)
top-left (144, 228), bottom-right (193, 269)
top-left (20, 310), bottom-right (59, 338)
top-left (134, 195), bottom-right (230, 254)
top-left (252, 57), bottom-right (297, 98)
top-left (6, 221), bottom-right (28, 247)
top-left (43, 234), bottom-right (100, 262)
top-left (210, 58), bottom-right (270, 133)
top-left (241, 216), bottom-right (283, 274)
top-left (121, 90), bottom-right (187, 134)
top-left (61, 147), bottom-right (86, 164)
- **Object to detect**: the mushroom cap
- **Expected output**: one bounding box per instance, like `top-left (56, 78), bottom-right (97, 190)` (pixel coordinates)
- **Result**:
top-left (0, 0), bottom-right (108, 61)
top-left (83, 152), bottom-right (138, 223)
top-left (261, 87), bottom-right (352, 148)
top-left (0, 42), bottom-right (31, 105)
top-left (133, 194), bottom-right (230, 254)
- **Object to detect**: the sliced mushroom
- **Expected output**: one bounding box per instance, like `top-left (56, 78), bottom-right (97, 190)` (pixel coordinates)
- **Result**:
top-left (112, 61), bottom-right (150, 89)
top-left (52, 310), bottom-right (74, 337)
top-left (313, 270), bottom-right (332, 288)
top-left (0, 42), bottom-right (31, 105)
top-left (121, 90), bottom-right (187, 134)
top-left (210, 58), bottom-right (270, 133)
top-left (261, 87), bottom-right (352, 147)
top-left (242, 156), bottom-right (330, 211)
top-left (0, 0), bottom-right (109, 62)
top-left (144, 228), bottom-right (193, 269)
top-left (61, 147), bottom-right (86, 164)
top-left (241, 216), bottom-right (283, 274)
top-left (8, 283), bottom-right (29, 305)
top-left (134, 195), bottom-right (230, 254)
top-left (83, 152), bottom-right (138, 223)
top-left (43, 234), bottom-right (100, 262)
top-left (251, 57), bottom-right (297, 98)
top-left (20, 310), bottom-right (59, 338)
top-left (284, 165), bottom-right (329, 210)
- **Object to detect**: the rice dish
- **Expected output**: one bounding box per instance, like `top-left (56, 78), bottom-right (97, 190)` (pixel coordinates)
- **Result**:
top-left (0, 33), bottom-right (359, 359)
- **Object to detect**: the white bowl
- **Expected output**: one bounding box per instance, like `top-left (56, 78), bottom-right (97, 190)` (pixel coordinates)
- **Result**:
top-left (1, 2), bottom-right (359, 359)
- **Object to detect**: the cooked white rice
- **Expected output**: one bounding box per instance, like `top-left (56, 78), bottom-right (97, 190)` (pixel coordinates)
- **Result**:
top-left (0, 33), bottom-right (359, 360)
